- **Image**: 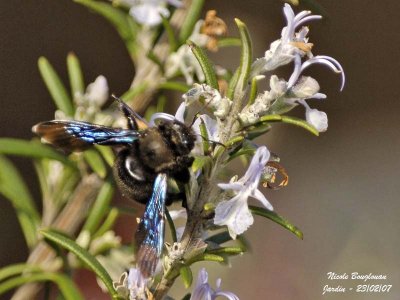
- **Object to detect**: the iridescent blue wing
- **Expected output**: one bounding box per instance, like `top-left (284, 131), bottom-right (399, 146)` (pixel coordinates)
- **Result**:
top-left (135, 173), bottom-right (167, 278)
top-left (32, 120), bottom-right (139, 151)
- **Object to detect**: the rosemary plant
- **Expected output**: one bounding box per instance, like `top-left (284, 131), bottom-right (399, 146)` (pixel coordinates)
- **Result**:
top-left (0, 1), bottom-right (344, 299)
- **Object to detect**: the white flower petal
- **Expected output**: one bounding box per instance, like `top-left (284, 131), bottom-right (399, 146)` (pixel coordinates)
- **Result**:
top-left (166, 0), bottom-right (182, 7)
top-left (168, 209), bottom-right (187, 220)
top-left (85, 75), bottom-right (109, 107)
top-left (190, 268), bottom-right (239, 300)
top-left (129, 4), bottom-right (169, 26)
top-left (174, 102), bottom-right (186, 122)
top-left (214, 196), bottom-right (254, 239)
top-left (149, 112), bottom-right (175, 125)
top-left (300, 55), bottom-right (346, 91)
top-left (217, 182), bottom-right (244, 191)
top-left (305, 107), bottom-right (328, 132)
top-left (252, 189), bottom-right (274, 211)
top-left (241, 146), bottom-right (270, 183)
top-left (214, 291), bottom-right (240, 300)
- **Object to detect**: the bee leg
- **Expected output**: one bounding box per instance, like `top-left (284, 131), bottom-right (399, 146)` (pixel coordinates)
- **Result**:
top-left (165, 191), bottom-right (186, 206)
top-left (173, 168), bottom-right (191, 183)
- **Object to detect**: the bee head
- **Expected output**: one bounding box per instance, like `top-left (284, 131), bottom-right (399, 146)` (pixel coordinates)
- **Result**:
top-left (157, 120), bottom-right (196, 156)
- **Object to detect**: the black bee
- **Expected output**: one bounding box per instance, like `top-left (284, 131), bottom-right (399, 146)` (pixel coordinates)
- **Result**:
top-left (33, 96), bottom-right (196, 277)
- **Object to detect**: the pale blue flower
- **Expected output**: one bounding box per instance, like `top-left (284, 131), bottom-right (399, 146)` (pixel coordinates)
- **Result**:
top-left (287, 54), bottom-right (345, 91)
top-left (190, 268), bottom-right (239, 300)
top-left (113, 267), bottom-right (150, 300)
top-left (127, 268), bottom-right (150, 300)
top-left (192, 114), bottom-right (219, 155)
top-left (214, 146), bottom-right (272, 239)
top-left (252, 4), bottom-right (321, 74)
top-left (149, 102), bottom-right (186, 125)
top-left (127, 0), bottom-right (182, 27)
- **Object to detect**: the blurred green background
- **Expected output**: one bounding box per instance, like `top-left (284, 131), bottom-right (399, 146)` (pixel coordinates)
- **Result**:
top-left (1, 0), bottom-right (399, 299)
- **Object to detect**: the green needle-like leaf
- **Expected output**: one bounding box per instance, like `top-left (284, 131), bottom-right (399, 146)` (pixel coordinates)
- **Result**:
top-left (93, 207), bottom-right (120, 239)
top-left (0, 155), bottom-right (40, 248)
top-left (191, 156), bottom-right (212, 173)
top-left (180, 266), bottom-right (193, 289)
top-left (95, 145), bottom-right (115, 167)
top-left (82, 179), bottom-right (115, 234)
top-left (217, 37), bottom-right (241, 48)
top-left (159, 81), bottom-right (190, 93)
top-left (245, 123), bottom-right (272, 140)
top-left (249, 205), bottom-right (303, 240)
top-left (83, 149), bottom-right (108, 178)
top-left (178, 0), bottom-right (205, 44)
top-left (121, 83), bottom-right (148, 103)
top-left (232, 19), bottom-right (252, 100)
top-left (187, 253), bottom-right (226, 265)
top-left (161, 15), bottom-right (178, 52)
top-left (205, 230), bottom-right (232, 245)
top-left (40, 229), bottom-right (122, 299)
top-left (198, 118), bottom-right (210, 155)
top-left (207, 247), bottom-right (244, 256)
top-left (74, 0), bottom-right (137, 54)
top-left (258, 114), bottom-right (319, 136)
top-left (38, 57), bottom-right (74, 116)
top-left (0, 263), bottom-right (42, 282)
top-left (227, 68), bottom-right (239, 100)
top-left (181, 293), bottom-right (192, 300)
top-left (147, 50), bottom-right (165, 73)
top-left (67, 52), bottom-right (85, 96)
top-left (0, 272), bottom-right (84, 300)
top-left (248, 75), bottom-right (260, 105)
top-left (0, 138), bottom-right (73, 166)
top-left (165, 208), bottom-right (178, 243)
top-left (187, 40), bottom-right (218, 89)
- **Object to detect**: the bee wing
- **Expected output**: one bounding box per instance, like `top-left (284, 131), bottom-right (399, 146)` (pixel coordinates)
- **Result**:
top-left (135, 173), bottom-right (167, 278)
top-left (32, 120), bottom-right (139, 151)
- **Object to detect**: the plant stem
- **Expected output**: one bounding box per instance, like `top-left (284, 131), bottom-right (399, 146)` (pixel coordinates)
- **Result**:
top-left (153, 62), bottom-right (249, 298)
top-left (11, 175), bottom-right (102, 300)
top-left (128, 0), bottom-right (194, 113)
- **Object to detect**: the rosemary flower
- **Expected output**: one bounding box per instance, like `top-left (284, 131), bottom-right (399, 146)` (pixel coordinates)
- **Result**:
top-left (190, 268), bottom-right (239, 300)
top-left (214, 146), bottom-right (273, 239)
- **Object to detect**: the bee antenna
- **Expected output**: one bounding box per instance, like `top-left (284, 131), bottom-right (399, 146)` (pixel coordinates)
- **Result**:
top-left (111, 94), bottom-right (123, 104)
top-left (189, 113), bottom-right (199, 128)
top-left (111, 94), bottom-right (149, 129)
top-left (188, 94), bottom-right (215, 128)
top-left (196, 134), bottom-right (226, 148)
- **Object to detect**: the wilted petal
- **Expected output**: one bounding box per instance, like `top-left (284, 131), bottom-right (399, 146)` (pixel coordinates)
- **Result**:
top-left (290, 76), bottom-right (320, 98)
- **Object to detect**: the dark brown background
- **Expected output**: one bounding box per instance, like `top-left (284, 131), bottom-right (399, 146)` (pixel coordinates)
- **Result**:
top-left (1, 1), bottom-right (400, 299)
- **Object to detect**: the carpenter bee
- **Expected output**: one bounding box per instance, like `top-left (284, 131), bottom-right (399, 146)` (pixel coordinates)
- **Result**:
top-left (33, 96), bottom-right (196, 277)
